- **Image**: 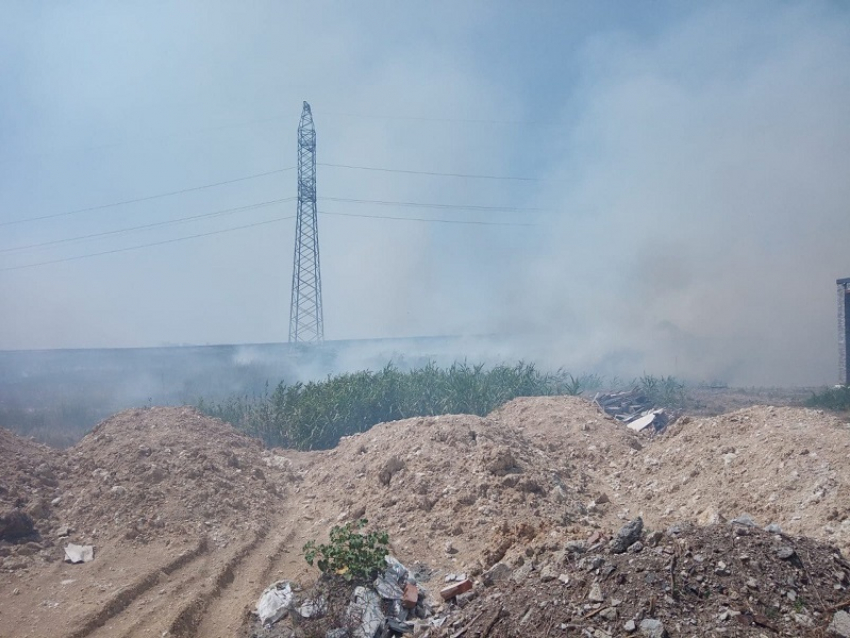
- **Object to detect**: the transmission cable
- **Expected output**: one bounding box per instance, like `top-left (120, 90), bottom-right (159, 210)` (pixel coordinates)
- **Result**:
top-left (318, 210), bottom-right (536, 227)
top-left (0, 198), bottom-right (295, 254)
top-left (1, 167), bottom-right (295, 227)
top-left (318, 162), bottom-right (541, 182)
top-left (0, 216), bottom-right (296, 272)
top-left (320, 196), bottom-right (548, 213)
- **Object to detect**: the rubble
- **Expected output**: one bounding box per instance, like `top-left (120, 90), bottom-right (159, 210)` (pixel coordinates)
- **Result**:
top-left (594, 389), bottom-right (672, 433)
top-left (256, 581), bottom-right (294, 626)
top-left (63, 543), bottom-right (94, 564)
top-left (431, 521), bottom-right (850, 637)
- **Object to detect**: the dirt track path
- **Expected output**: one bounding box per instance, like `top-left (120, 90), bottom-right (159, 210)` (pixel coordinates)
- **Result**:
top-left (55, 500), bottom-right (329, 638)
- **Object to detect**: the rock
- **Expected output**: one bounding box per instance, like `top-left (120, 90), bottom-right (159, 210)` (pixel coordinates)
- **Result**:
top-left (455, 590), bottom-right (477, 608)
top-left (639, 618), bottom-right (668, 638)
top-left (610, 517), bottom-right (643, 554)
top-left (627, 541), bottom-right (644, 553)
top-left (624, 619), bottom-right (637, 632)
top-left (565, 539), bottom-right (586, 553)
top-left (482, 562), bottom-right (511, 586)
top-left (539, 563), bottom-right (558, 582)
top-left (731, 513), bottom-right (758, 527)
top-left (378, 456), bottom-right (404, 486)
top-left (600, 607), bottom-right (618, 621)
top-left (645, 531), bottom-right (663, 547)
top-left (484, 447), bottom-right (517, 476)
top-left (829, 610), bottom-right (850, 637)
top-left (56, 525), bottom-right (73, 538)
top-left (511, 561), bottom-right (534, 584)
top-left (588, 582), bottom-right (605, 603)
top-left (765, 523), bottom-right (783, 533)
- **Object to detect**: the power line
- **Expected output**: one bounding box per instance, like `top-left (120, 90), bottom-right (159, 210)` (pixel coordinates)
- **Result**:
top-left (0, 198), bottom-right (295, 254)
top-left (0, 215), bottom-right (296, 272)
top-left (0, 204), bottom-right (541, 272)
top-left (0, 167), bottom-right (296, 227)
top-left (319, 162), bottom-right (541, 182)
top-left (318, 210), bottom-right (536, 226)
top-left (320, 196), bottom-right (548, 213)
top-left (3, 195), bottom-right (543, 254)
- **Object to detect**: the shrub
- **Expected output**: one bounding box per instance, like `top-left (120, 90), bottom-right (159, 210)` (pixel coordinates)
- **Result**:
top-left (303, 519), bottom-right (390, 582)
top-left (805, 386), bottom-right (850, 411)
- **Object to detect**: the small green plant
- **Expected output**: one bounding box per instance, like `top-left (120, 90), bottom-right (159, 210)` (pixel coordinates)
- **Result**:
top-left (303, 519), bottom-right (390, 582)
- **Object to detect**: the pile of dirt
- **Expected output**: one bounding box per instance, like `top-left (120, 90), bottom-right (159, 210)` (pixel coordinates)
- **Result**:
top-left (62, 407), bottom-right (296, 544)
top-left (432, 520), bottom-right (850, 638)
top-left (4, 396), bottom-right (850, 638)
top-left (0, 426), bottom-right (68, 568)
top-left (295, 400), bottom-right (640, 581)
top-left (614, 406), bottom-right (850, 555)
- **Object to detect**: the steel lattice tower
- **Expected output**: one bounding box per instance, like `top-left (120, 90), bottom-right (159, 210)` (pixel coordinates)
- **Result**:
top-left (288, 102), bottom-right (324, 343)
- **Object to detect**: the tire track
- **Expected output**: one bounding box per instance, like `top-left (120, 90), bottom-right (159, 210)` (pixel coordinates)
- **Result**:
top-left (64, 537), bottom-right (210, 638)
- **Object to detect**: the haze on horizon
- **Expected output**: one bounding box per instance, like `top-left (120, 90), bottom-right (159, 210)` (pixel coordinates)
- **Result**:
top-left (1, 1), bottom-right (849, 387)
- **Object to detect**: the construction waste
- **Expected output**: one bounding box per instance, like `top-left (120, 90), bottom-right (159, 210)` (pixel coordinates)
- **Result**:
top-left (593, 389), bottom-right (672, 433)
top-left (251, 517), bottom-right (850, 638)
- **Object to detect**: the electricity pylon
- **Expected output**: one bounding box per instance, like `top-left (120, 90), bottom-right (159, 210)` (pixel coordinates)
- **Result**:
top-left (288, 101), bottom-right (324, 343)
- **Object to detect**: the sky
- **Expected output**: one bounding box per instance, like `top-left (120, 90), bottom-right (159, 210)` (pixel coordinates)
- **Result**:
top-left (1, 0), bottom-right (849, 386)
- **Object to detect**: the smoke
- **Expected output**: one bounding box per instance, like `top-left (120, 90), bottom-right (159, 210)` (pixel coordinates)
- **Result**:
top-left (491, 3), bottom-right (850, 386)
top-left (0, 2), bottom-right (848, 387)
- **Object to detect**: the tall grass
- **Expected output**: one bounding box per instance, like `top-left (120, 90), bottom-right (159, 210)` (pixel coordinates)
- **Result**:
top-left (804, 386), bottom-right (850, 411)
top-left (197, 362), bottom-right (647, 450)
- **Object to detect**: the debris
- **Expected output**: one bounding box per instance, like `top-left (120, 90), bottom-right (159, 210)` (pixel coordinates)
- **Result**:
top-left (481, 562), bottom-right (511, 586)
top-left (588, 582), bottom-right (605, 603)
top-left (374, 574), bottom-right (404, 600)
top-left (610, 517), bottom-right (643, 554)
top-left (296, 596), bottom-right (327, 619)
top-left (348, 586), bottom-right (383, 638)
top-left (440, 579), bottom-right (472, 601)
top-left (638, 618), bottom-right (667, 638)
top-left (731, 513), bottom-right (759, 527)
top-left (255, 580), bottom-right (293, 626)
top-left (402, 583), bottom-right (418, 609)
top-left (627, 410), bottom-right (667, 433)
top-left (828, 610), bottom-right (850, 637)
top-left (63, 543), bottom-right (94, 564)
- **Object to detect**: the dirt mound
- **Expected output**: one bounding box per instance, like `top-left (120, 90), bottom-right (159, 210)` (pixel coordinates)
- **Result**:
top-left (296, 409), bottom-right (625, 580)
top-left (0, 426), bottom-right (67, 568)
top-left (615, 405), bottom-right (850, 554)
top-left (433, 520), bottom-right (850, 638)
top-left (62, 407), bottom-right (295, 544)
top-left (5, 396), bottom-right (850, 638)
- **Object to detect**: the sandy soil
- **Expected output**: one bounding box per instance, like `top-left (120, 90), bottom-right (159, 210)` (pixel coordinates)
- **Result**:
top-left (2, 396), bottom-right (850, 637)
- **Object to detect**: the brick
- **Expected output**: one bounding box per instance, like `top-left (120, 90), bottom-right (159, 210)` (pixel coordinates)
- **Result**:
top-left (402, 582), bottom-right (418, 609)
top-left (440, 578), bottom-right (473, 601)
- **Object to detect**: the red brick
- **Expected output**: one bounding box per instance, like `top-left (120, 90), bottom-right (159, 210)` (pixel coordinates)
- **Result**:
top-left (402, 582), bottom-right (419, 609)
top-left (440, 579), bottom-right (473, 601)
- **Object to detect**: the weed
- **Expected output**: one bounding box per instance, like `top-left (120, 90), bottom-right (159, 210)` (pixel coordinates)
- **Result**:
top-left (303, 519), bottom-right (390, 582)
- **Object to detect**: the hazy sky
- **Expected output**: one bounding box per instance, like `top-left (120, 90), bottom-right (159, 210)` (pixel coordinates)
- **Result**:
top-left (1, 1), bottom-right (849, 386)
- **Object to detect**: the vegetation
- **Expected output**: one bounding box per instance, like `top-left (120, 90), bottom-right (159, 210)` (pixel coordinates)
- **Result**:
top-left (198, 361), bottom-right (688, 451)
top-left (303, 519), bottom-right (390, 582)
top-left (198, 362), bottom-right (602, 449)
top-left (637, 373), bottom-right (688, 409)
top-left (804, 385), bottom-right (850, 411)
